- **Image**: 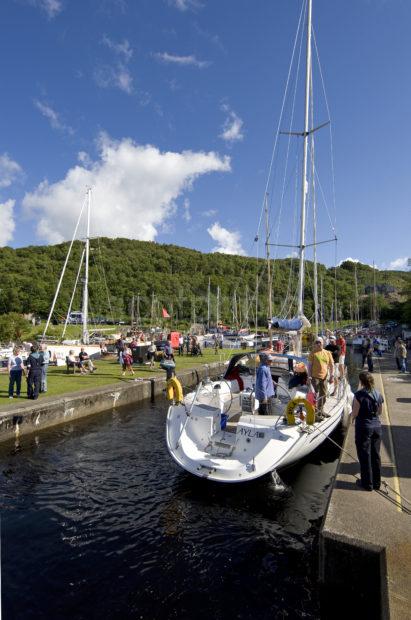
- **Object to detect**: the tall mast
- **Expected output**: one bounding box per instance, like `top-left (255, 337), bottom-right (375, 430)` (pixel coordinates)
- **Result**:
top-left (207, 277), bottom-right (211, 331)
top-left (131, 294), bottom-right (135, 326)
top-left (216, 286), bottom-right (220, 328)
top-left (372, 260), bottom-right (377, 322)
top-left (320, 274), bottom-right (324, 335)
top-left (136, 294), bottom-right (140, 328)
top-left (354, 262), bottom-right (360, 326)
top-left (296, 0), bottom-right (313, 354)
top-left (82, 188), bottom-right (91, 345)
top-left (265, 192), bottom-right (273, 347)
top-left (310, 70), bottom-right (319, 337)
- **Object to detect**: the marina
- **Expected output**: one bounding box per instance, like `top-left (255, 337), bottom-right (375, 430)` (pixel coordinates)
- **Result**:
top-left (0, 348), bottom-right (409, 618)
top-left (0, 0), bottom-right (410, 618)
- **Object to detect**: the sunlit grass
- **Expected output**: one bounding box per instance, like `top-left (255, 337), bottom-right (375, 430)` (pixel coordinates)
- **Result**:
top-left (0, 347), bottom-right (250, 408)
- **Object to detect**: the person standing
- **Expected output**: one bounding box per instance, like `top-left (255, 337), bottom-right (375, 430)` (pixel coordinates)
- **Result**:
top-left (178, 334), bottom-right (184, 356)
top-left (307, 337), bottom-right (334, 417)
top-left (255, 353), bottom-right (275, 415)
top-left (351, 371), bottom-right (383, 491)
top-left (147, 341), bottom-right (157, 369)
top-left (394, 336), bottom-right (403, 371)
top-left (398, 339), bottom-right (408, 373)
top-left (325, 335), bottom-right (340, 395)
top-left (336, 332), bottom-right (346, 381)
top-left (361, 337), bottom-right (374, 372)
top-left (26, 344), bottom-right (44, 400)
top-left (40, 343), bottom-right (50, 392)
top-left (121, 348), bottom-right (134, 376)
top-left (8, 347), bottom-right (26, 399)
top-left (164, 339), bottom-right (175, 362)
top-left (184, 334), bottom-right (190, 355)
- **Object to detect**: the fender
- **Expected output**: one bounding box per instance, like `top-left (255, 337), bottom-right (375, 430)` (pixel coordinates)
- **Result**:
top-left (166, 377), bottom-right (184, 403)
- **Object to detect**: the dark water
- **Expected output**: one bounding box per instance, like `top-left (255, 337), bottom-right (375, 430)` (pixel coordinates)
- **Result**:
top-left (0, 357), bottom-right (358, 620)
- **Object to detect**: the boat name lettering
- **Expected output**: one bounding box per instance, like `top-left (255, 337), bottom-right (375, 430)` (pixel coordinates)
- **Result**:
top-left (238, 428), bottom-right (265, 439)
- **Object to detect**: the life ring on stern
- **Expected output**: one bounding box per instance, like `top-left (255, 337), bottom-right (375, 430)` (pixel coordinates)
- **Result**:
top-left (166, 377), bottom-right (184, 403)
top-left (286, 397), bottom-right (315, 425)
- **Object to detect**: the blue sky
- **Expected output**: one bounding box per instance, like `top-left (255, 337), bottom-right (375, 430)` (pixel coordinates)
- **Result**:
top-left (0, 0), bottom-right (409, 271)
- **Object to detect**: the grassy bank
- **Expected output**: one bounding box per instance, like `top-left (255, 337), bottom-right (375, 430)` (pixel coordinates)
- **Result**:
top-left (0, 348), bottom-right (248, 409)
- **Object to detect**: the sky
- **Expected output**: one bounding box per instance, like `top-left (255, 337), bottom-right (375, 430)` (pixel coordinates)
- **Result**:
top-left (0, 0), bottom-right (410, 271)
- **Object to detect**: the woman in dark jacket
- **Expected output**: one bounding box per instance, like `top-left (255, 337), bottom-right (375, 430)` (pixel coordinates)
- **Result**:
top-left (351, 371), bottom-right (383, 491)
top-left (26, 344), bottom-right (44, 400)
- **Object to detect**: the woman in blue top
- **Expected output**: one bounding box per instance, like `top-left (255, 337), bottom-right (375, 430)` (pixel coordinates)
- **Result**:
top-left (351, 371), bottom-right (383, 491)
top-left (7, 347), bottom-right (26, 398)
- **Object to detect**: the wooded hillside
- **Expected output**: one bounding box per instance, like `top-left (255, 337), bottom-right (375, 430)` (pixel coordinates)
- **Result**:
top-left (0, 239), bottom-right (409, 325)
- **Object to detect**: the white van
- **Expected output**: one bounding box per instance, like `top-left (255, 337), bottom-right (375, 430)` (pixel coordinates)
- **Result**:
top-left (68, 311), bottom-right (83, 324)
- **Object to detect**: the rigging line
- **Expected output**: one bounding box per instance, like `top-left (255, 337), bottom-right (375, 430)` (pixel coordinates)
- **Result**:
top-left (312, 27), bottom-right (337, 232)
top-left (255, 0), bottom-right (307, 240)
top-left (96, 238), bottom-right (114, 321)
top-left (42, 195), bottom-right (87, 340)
top-left (62, 247), bottom-right (85, 339)
top-left (271, 8), bottom-right (306, 261)
top-left (313, 165), bottom-right (337, 235)
top-left (334, 239), bottom-right (338, 326)
top-left (277, 147), bottom-right (300, 318)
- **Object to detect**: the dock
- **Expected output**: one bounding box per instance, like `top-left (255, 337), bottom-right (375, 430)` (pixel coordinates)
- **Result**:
top-left (320, 354), bottom-right (411, 619)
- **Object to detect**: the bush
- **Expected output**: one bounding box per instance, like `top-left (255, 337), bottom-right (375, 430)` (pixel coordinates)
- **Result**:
top-left (0, 313), bottom-right (31, 342)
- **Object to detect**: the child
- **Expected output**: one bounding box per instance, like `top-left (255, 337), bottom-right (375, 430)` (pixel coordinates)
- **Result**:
top-left (122, 348), bottom-right (134, 376)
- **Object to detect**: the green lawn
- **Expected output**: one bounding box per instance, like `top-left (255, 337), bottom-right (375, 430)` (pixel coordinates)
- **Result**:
top-left (0, 348), bottom-right (249, 408)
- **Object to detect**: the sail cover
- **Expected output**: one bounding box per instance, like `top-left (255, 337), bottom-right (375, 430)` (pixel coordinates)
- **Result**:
top-left (270, 317), bottom-right (304, 331)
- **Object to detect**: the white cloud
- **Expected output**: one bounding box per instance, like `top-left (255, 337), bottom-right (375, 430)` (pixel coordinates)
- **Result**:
top-left (94, 64), bottom-right (133, 94)
top-left (219, 105), bottom-right (244, 143)
top-left (339, 257), bottom-right (360, 265)
top-left (77, 151), bottom-right (92, 167)
top-left (0, 200), bottom-right (16, 246)
top-left (102, 35), bottom-right (133, 61)
top-left (182, 198), bottom-right (191, 222)
top-left (167, 0), bottom-right (203, 11)
top-left (207, 222), bottom-right (245, 256)
top-left (22, 134), bottom-right (231, 244)
top-left (202, 209), bottom-right (218, 217)
top-left (154, 52), bottom-right (210, 69)
top-left (388, 257), bottom-right (409, 271)
top-left (0, 154), bottom-right (23, 188)
top-left (29, 0), bottom-right (63, 19)
top-left (34, 99), bottom-right (74, 135)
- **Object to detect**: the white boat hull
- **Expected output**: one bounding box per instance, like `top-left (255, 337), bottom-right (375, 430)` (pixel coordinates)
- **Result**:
top-left (166, 382), bottom-right (352, 483)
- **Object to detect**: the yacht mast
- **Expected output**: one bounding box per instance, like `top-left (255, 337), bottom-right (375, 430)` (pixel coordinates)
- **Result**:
top-left (310, 70), bottom-right (319, 337)
top-left (82, 188), bottom-right (91, 345)
top-left (207, 277), bottom-right (211, 331)
top-left (296, 0), bottom-right (313, 355)
top-left (265, 192), bottom-right (273, 348)
top-left (216, 286), bottom-right (220, 328)
top-left (354, 262), bottom-right (360, 326)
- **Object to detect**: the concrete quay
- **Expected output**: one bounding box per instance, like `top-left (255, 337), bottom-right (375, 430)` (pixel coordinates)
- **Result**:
top-left (0, 362), bottom-right (226, 444)
top-left (320, 355), bottom-right (411, 619)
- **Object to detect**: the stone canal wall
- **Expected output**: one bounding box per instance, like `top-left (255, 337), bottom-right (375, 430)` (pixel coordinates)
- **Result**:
top-left (0, 362), bottom-right (226, 444)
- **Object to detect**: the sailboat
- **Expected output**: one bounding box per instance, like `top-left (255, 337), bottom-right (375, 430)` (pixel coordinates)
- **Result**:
top-left (166, 0), bottom-right (353, 483)
top-left (40, 188), bottom-right (102, 364)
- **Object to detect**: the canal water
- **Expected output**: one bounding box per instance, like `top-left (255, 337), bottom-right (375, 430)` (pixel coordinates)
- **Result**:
top-left (0, 356), bottom-right (358, 619)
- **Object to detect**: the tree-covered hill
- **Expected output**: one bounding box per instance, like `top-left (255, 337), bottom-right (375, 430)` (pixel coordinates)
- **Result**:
top-left (0, 239), bottom-right (409, 325)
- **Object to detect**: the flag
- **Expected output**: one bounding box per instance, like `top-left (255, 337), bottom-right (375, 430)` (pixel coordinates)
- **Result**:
top-left (162, 307), bottom-right (170, 318)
